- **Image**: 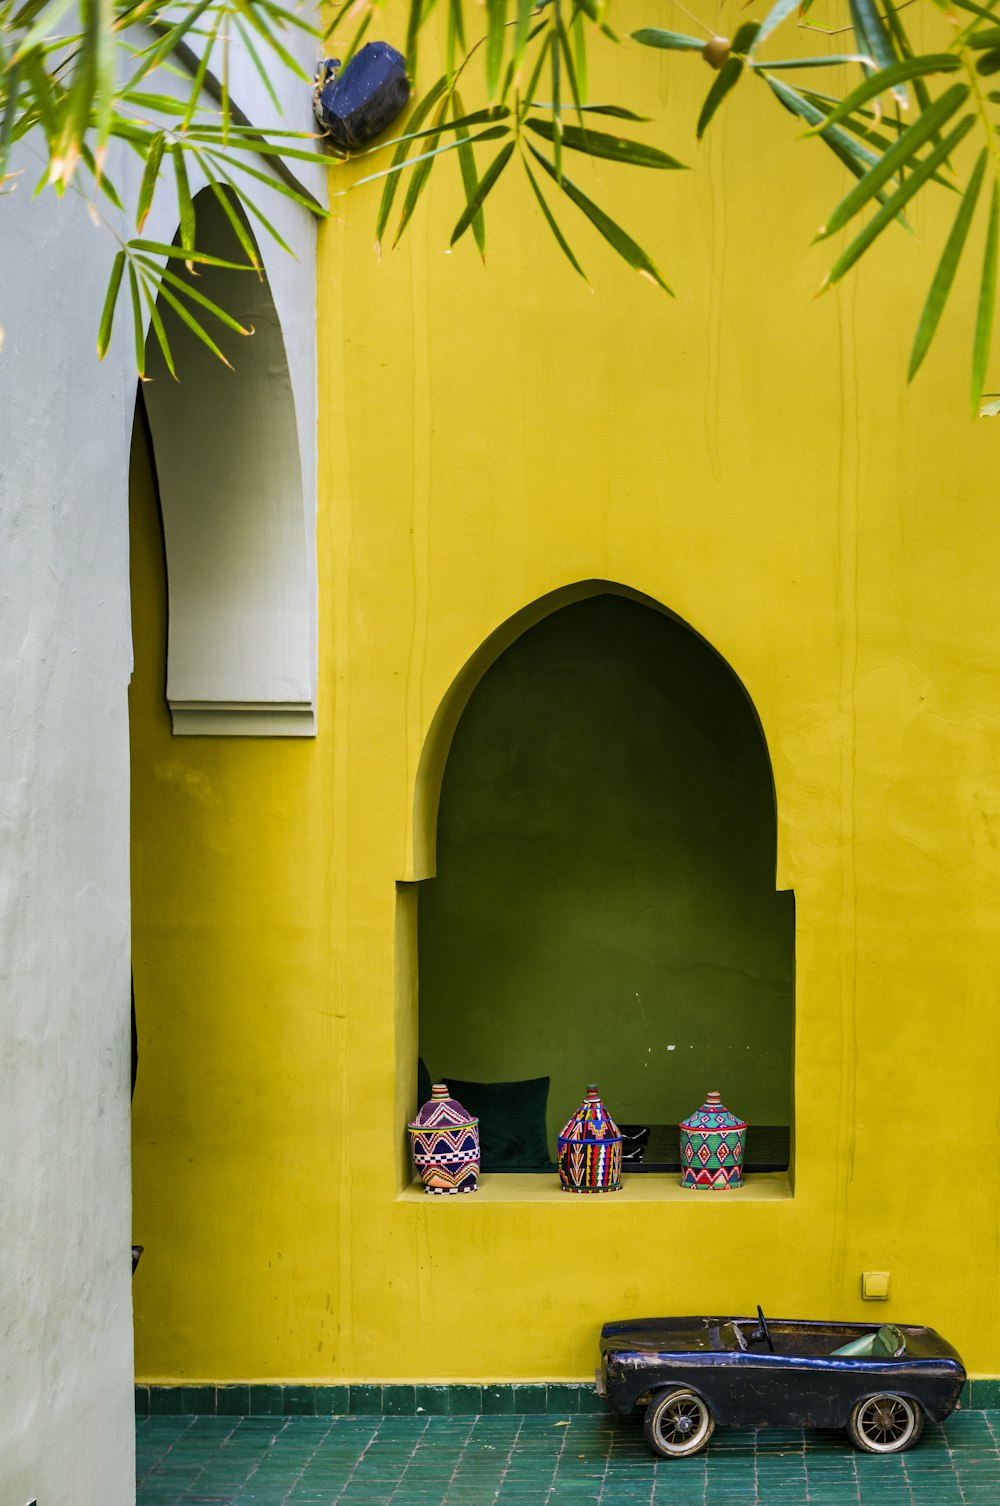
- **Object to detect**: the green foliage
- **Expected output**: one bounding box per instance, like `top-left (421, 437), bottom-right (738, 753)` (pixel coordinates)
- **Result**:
top-left (6, 0), bottom-right (1000, 408)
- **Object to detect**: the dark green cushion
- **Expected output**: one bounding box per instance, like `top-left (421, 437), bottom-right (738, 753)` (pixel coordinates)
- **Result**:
top-left (440, 1074), bottom-right (555, 1172)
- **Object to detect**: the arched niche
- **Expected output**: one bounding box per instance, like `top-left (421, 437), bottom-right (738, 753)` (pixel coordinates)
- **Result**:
top-left (141, 187), bottom-right (315, 735)
top-left (410, 583), bottom-right (795, 1153)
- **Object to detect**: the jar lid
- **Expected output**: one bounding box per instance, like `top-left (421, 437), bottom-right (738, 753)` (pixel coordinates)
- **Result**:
top-left (558, 1084), bottom-right (622, 1143)
top-left (680, 1090), bottom-right (747, 1132)
top-left (408, 1083), bottom-right (478, 1133)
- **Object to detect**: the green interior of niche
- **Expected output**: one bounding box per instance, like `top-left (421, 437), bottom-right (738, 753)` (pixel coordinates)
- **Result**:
top-left (418, 593), bottom-right (795, 1152)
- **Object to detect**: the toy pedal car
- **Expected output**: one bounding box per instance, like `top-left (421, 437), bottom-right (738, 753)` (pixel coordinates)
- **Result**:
top-left (597, 1308), bottom-right (965, 1458)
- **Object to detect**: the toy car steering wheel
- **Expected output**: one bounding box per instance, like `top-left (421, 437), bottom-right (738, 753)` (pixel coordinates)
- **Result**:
top-left (753, 1304), bottom-right (775, 1353)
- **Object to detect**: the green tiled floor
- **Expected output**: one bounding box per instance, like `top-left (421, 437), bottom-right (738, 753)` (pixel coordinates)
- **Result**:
top-left (137, 1409), bottom-right (1000, 1505)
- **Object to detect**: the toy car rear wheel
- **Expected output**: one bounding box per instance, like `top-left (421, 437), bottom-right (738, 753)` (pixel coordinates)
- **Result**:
top-left (644, 1387), bottom-right (715, 1458)
top-left (848, 1393), bottom-right (924, 1454)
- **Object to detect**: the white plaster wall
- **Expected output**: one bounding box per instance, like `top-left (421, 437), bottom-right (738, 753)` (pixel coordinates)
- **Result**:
top-left (0, 177), bottom-right (136, 1506)
top-left (0, 32), bottom-right (320, 1506)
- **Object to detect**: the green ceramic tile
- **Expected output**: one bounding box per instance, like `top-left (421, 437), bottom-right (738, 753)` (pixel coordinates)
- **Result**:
top-left (349, 1384), bottom-right (383, 1413)
top-left (280, 1383), bottom-right (316, 1414)
top-left (215, 1383), bottom-right (250, 1415)
top-left (313, 1384), bottom-right (350, 1414)
top-left (447, 1385), bottom-right (482, 1414)
top-left (180, 1384), bottom-right (215, 1414)
top-left (546, 1384), bottom-right (583, 1413)
top-left (482, 1385), bottom-right (516, 1414)
top-left (382, 1384), bottom-right (416, 1415)
top-left (513, 1385), bottom-right (548, 1413)
top-left (414, 1385), bottom-right (452, 1415)
top-left (249, 1383), bottom-right (285, 1414)
top-left (148, 1386), bottom-right (184, 1415)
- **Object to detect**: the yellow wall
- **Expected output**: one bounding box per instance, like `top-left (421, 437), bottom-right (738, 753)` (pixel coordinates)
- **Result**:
top-left (131, 7), bottom-right (1000, 1382)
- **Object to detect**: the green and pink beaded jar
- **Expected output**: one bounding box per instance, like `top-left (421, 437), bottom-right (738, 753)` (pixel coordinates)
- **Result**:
top-left (679, 1091), bottom-right (747, 1190)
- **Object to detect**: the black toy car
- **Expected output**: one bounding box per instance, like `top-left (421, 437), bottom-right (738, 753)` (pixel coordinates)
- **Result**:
top-left (598, 1308), bottom-right (965, 1458)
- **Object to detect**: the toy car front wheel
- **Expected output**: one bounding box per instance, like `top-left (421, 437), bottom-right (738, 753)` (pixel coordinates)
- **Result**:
top-left (847, 1393), bottom-right (924, 1454)
top-left (644, 1387), bottom-right (715, 1458)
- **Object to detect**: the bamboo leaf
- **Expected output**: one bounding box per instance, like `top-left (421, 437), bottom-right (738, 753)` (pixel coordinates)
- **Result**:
top-left (232, 17), bottom-right (281, 113)
top-left (97, 248), bottom-right (125, 359)
top-left (204, 157), bottom-right (293, 254)
top-left (821, 113), bottom-right (975, 288)
top-left (732, 20), bottom-right (761, 53)
top-left (571, 10), bottom-right (587, 103)
top-left (394, 97), bottom-right (447, 246)
top-left (818, 82), bottom-right (968, 238)
top-left (697, 56), bottom-right (743, 139)
top-left (11, 0), bottom-right (76, 59)
top-left (972, 179), bottom-right (999, 412)
top-left (909, 149), bottom-right (986, 380)
top-left (522, 153), bottom-right (588, 280)
top-left (180, 10), bottom-right (218, 128)
top-left (525, 117), bottom-right (687, 168)
top-left (347, 125), bottom-right (509, 194)
top-left (230, 0), bottom-right (312, 81)
top-left (143, 262), bottom-right (253, 335)
top-left (375, 74), bottom-right (446, 246)
top-left (749, 53), bottom-right (875, 69)
top-left (630, 26), bottom-right (704, 50)
top-left (80, 142), bottom-right (124, 206)
top-left (767, 73), bottom-right (900, 195)
top-left (130, 238), bottom-right (254, 268)
top-left (349, 106), bottom-right (510, 157)
top-left (125, 0), bottom-right (216, 90)
top-left (205, 175), bottom-right (262, 268)
top-left (518, 34), bottom-right (551, 123)
top-left (849, 0), bottom-right (891, 86)
top-left (453, 90), bottom-right (486, 257)
top-left (172, 142), bottom-right (195, 252)
top-left (486, 0), bottom-right (507, 95)
top-left (0, 60), bottom-right (22, 179)
top-left (565, 103), bottom-right (650, 120)
top-left (451, 139), bottom-right (513, 244)
top-left (752, 0), bottom-right (802, 53)
top-left (513, 0), bottom-right (533, 72)
top-left (807, 54), bottom-right (960, 131)
top-left (128, 261), bottom-right (146, 379)
top-left (797, 84), bottom-right (957, 188)
top-left (446, 0), bottom-right (465, 79)
top-left (404, 0), bottom-right (423, 76)
top-left (881, 0), bottom-right (936, 131)
top-left (154, 279), bottom-right (233, 367)
top-left (556, 6), bottom-right (585, 125)
top-left (528, 143), bottom-right (672, 291)
top-left (205, 149), bottom-right (329, 215)
top-left (551, 3), bottom-right (561, 178)
top-left (140, 273), bottom-right (176, 378)
top-left (135, 128), bottom-right (164, 231)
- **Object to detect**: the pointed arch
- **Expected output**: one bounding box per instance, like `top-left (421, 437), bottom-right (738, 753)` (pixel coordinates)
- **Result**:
top-left (406, 581), bottom-right (795, 1159)
top-left (140, 186), bottom-right (315, 735)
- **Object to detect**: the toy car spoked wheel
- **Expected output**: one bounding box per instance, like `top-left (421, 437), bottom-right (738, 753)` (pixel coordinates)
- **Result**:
top-left (848, 1393), bottom-right (925, 1454)
top-left (644, 1387), bottom-right (716, 1458)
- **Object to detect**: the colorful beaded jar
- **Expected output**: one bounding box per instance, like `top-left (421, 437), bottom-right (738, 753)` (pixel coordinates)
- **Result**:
top-left (408, 1084), bottom-right (480, 1195)
top-left (679, 1091), bottom-right (747, 1190)
top-left (557, 1085), bottom-right (623, 1193)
